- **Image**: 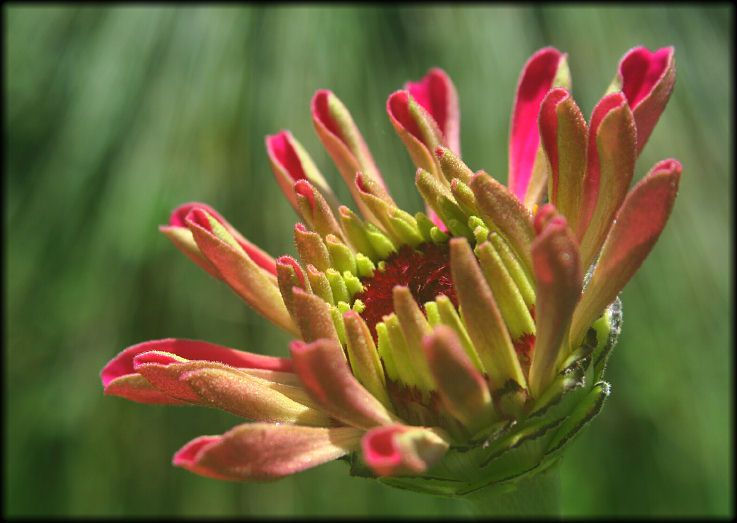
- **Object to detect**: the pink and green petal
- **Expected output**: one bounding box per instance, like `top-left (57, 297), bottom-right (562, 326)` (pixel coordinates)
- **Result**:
top-left (266, 130), bottom-right (339, 212)
top-left (539, 88), bottom-right (588, 236)
top-left (509, 47), bottom-right (570, 208)
top-left (290, 338), bottom-right (397, 430)
top-left (361, 424), bottom-right (450, 477)
top-left (423, 325), bottom-right (496, 433)
top-left (387, 90), bottom-right (444, 181)
top-left (101, 338), bottom-right (294, 403)
top-left (607, 47), bottom-right (675, 155)
top-left (291, 287), bottom-right (341, 343)
top-left (405, 68), bottom-right (461, 155)
top-left (450, 238), bottom-right (528, 394)
top-left (276, 255), bottom-right (310, 321)
top-left (527, 210), bottom-right (582, 398)
top-left (163, 202), bottom-right (277, 276)
top-left (436, 146), bottom-right (473, 185)
top-left (180, 367), bottom-right (333, 427)
top-left (102, 373), bottom-right (190, 405)
top-left (294, 179), bottom-right (345, 241)
top-left (569, 159), bottom-right (681, 347)
top-left (174, 423), bottom-right (364, 481)
top-left (343, 310), bottom-right (392, 410)
top-left (186, 208), bottom-right (296, 335)
top-left (312, 90), bottom-right (393, 219)
top-left (469, 170), bottom-right (536, 279)
top-left (578, 93), bottom-right (637, 267)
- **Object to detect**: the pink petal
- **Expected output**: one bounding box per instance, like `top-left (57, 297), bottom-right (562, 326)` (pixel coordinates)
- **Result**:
top-left (311, 90), bottom-right (391, 219)
top-left (101, 338), bottom-right (294, 403)
top-left (164, 202), bottom-right (276, 276)
top-left (387, 90), bottom-right (444, 185)
top-left (101, 338), bottom-right (293, 388)
top-left (527, 211), bottom-right (582, 398)
top-left (423, 325), bottom-right (495, 432)
top-left (539, 88), bottom-right (588, 236)
top-left (186, 208), bottom-right (296, 334)
top-left (266, 131), bottom-right (308, 182)
top-left (293, 179), bottom-right (344, 240)
top-left (579, 92), bottom-right (637, 267)
top-left (569, 159), bottom-right (681, 347)
top-left (102, 373), bottom-right (190, 405)
top-left (173, 423), bottom-right (364, 481)
top-left (291, 287), bottom-right (340, 343)
top-left (469, 170), bottom-right (536, 279)
top-left (509, 47), bottom-right (568, 203)
top-left (449, 237), bottom-right (527, 393)
top-left (361, 424), bottom-right (449, 477)
top-left (616, 47), bottom-right (675, 154)
top-left (405, 68), bottom-right (461, 155)
top-left (290, 338), bottom-right (396, 430)
top-left (266, 130), bottom-right (338, 213)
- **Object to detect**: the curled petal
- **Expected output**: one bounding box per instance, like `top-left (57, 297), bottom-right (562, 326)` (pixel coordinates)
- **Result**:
top-left (266, 131), bottom-right (338, 212)
top-left (423, 326), bottom-right (496, 432)
top-left (570, 159), bottom-right (681, 347)
top-left (450, 237), bottom-right (527, 395)
top-left (160, 202), bottom-right (276, 278)
top-left (312, 89), bottom-right (393, 220)
top-left (343, 310), bottom-right (392, 410)
top-left (387, 90), bottom-right (443, 180)
top-left (101, 338), bottom-right (294, 403)
top-left (361, 424), bottom-right (450, 477)
top-left (608, 46), bottom-right (675, 155)
top-left (180, 367), bottom-right (332, 426)
top-left (405, 68), bottom-right (461, 155)
top-left (539, 88), bottom-right (588, 236)
top-left (527, 212), bottom-right (582, 398)
top-left (294, 180), bottom-right (344, 241)
top-left (186, 208), bottom-right (296, 334)
top-left (579, 93), bottom-right (637, 267)
top-left (174, 423), bottom-right (364, 481)
top-left (291, 287), bottom-right (340, 343)
top-left (290, 338), bottom-right (396, 430)
top-left (509, 47), bottom-right (570, 207)
top-left (276, 255), bottom-right (309, 321)
top-left (469, 170), bottom-right (536, 279)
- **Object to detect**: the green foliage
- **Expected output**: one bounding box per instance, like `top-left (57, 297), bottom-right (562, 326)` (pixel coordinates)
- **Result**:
top-left (5, 5), bottom-right (732, 517)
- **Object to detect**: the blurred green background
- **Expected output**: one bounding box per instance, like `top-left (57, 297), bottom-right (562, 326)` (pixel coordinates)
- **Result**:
top-left (5, 5), bottom-right (732, 517)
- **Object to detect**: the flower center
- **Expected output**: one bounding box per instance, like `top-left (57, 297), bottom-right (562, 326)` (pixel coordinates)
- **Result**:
top-left (353, 242), bottom-right (458, 339)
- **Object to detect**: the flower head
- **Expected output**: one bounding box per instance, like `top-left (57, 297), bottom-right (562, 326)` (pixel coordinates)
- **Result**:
top-left (102, 46), bottom-right (680, 496)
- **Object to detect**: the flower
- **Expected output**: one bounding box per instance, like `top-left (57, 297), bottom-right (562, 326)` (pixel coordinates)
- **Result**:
top-left (101, 46), bottom-right (680, 499)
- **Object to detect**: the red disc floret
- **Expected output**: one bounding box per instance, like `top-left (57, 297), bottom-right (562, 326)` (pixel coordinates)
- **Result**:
top-left (353, 242), bottom-right (458, 339)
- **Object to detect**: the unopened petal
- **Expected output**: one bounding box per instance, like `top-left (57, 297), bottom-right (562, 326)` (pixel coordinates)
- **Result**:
top-left (290, 338), bottom-right (397, 430)
top-left (527, 212), bottom-right (582, 398)
top-left (361, 424), bottom-right (449, 477)
top-left (423, 326), bottom-right (496, 433)
top-left (578, 93), bottom-right (637, 268)
top-left (405, 68), bottom-right (461, 155)
top-left (608, 46), bottom-right (675, 155)
top-left (101, 338), bottom-right (294, 403)
top-left (186, 208), bottom-right (296, 334)
top-left (570, 159), bottom-right (681, 347)
top-left (266, 130), bottom-right (338, 212)
top-left (173, 423), bottom-right (363, 481)
top-left (509, 47), bottom-right (570, 207)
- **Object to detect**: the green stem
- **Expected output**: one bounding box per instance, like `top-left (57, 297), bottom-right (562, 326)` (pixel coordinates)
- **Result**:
top-left (460, 465), bottom-right (561, 518)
